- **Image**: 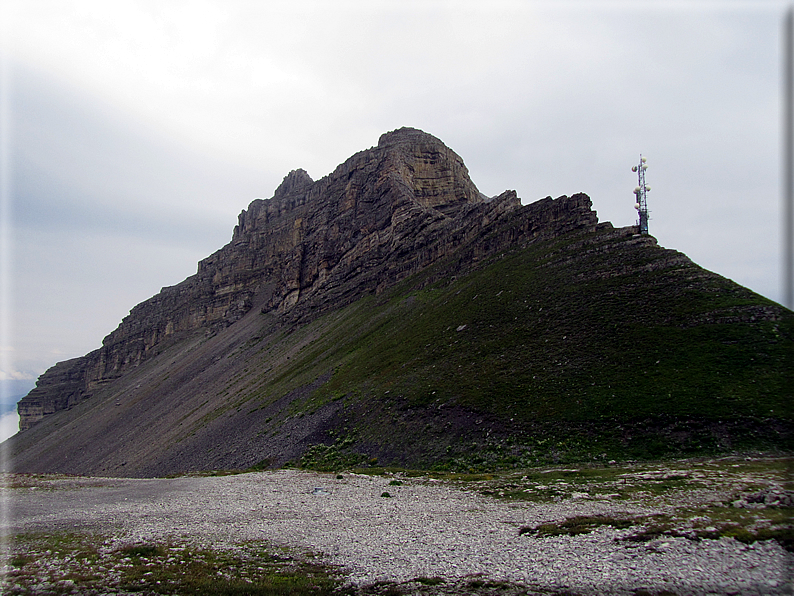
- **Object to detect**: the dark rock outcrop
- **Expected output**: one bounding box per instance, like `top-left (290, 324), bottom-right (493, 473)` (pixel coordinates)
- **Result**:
top-left (17, 128), bottom-right (598, 430)
top-left (17, 357), bottom-right (90, 431)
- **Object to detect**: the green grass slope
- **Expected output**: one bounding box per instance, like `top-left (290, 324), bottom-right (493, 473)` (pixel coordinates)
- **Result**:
top-left (8, 223), bottom-right (791, 476)
top-left (232, 225), bottom-right (791, 469)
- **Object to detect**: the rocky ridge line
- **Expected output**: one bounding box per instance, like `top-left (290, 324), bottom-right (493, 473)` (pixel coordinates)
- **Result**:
top-left (17, 128), bottom-right (598, 430)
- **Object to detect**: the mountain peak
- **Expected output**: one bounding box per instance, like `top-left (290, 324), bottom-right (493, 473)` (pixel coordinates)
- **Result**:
top-left (11, 128), bottom-right (787, 478)
top-left (373, 127), bottom-right (484, 215)
top-left (11, 128), bottom-right (570, 440)
top-left (377, 126), bottom-right (442, 148)
top-left (273, 168), bottom-right (314, 199)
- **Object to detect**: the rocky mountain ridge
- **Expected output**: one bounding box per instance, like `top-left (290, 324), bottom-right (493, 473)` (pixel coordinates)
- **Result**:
top-left (9, 128), bottom-right (791, 476)
top-left (18, 128), bottom-right (596, 431)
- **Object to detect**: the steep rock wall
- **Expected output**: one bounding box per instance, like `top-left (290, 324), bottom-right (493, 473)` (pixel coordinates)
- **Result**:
top-left (17, 128), bottom-right (598, 430)
top-left (17, 356), bottom-right (92, 431)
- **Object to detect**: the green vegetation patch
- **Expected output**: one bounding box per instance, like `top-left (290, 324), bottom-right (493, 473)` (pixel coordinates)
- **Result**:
top-left (4, 532), bottom-right (539, 596)
top-left (237, 226), bottom-right (793, 467)
top-left (519, 510), bottom-right (794, 552)
top-left (520, 514), bottom-right (637, 537)
top-left (307, 230), bottom-right (793, 422)
top-left (298, 434), bottom-right (374, 472)
top-left (618, 512), bottom-right (794, 552)
top-left (413, 576), bottom-right (445, 586)
top-left (4, 533), bottom-right (345, 596)
top-left (186, 224), bottom-right (794, 472)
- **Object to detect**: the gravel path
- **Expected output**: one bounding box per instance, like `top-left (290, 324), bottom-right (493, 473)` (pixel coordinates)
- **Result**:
top-left (4, 468), bottom-right (792, 595)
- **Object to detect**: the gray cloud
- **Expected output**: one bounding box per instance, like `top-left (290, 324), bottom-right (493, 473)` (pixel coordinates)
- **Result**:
top-left (12, 67), bottom-right (266, 243)
top-left (7, 66), bottom-right (270, 378)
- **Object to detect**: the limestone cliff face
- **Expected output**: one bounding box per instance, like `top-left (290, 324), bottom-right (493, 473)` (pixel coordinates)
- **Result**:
top-left (17, 357), bottom-right (90, 431)
top-left (18, 127), bottom-right (598, 430)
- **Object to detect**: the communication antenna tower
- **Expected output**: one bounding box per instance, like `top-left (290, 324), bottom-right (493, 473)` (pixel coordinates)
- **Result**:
top-left (631, 155), bottom-right (650, 234)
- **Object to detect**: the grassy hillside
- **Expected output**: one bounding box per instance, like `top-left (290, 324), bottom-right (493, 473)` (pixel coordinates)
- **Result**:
top-left (8, 224), bottom-right (791, 476)
top-left (226, 226), bottom-right (792, 469)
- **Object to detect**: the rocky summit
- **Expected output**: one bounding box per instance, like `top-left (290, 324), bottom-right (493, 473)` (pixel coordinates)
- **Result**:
top-left (7, 128), bottom-right (793, 477)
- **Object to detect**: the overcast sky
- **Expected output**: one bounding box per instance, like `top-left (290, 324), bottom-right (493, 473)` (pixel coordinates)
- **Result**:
top-left (0, 1), bottom-right (791, 437)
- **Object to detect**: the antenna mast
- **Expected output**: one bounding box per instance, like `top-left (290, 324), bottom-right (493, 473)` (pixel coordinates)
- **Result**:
top-left (631, 155), bottom-right (650, 234)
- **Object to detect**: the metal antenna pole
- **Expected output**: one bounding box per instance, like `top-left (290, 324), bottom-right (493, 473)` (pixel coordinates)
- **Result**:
top-left (632, 155), bottom-right (650, 234)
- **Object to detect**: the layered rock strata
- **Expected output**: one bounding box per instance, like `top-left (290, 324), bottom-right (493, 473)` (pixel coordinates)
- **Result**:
top-left (18, 127), bottom-right (599, 430)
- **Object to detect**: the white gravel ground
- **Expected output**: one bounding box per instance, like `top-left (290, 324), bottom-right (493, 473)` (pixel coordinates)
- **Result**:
top-left (4, 468), bottom-right (792, 595)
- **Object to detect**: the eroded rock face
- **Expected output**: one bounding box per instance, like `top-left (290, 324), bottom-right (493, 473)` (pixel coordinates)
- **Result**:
top-left (18, 127), bottom-right (598, 430)
top-left (18, 357), bottom-right (91, 431)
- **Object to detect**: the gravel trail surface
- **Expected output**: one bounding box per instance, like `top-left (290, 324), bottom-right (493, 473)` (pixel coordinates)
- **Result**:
top-left (4, 467), bottom-right (792, 595)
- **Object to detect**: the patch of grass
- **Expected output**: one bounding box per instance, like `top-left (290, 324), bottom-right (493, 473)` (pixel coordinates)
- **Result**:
top-left (622, 523), bottom-right (794, 552)
top-left (119, 543), bottom-right (163, 558)
top-left (467, 578), bottom-right (516, 591)
top-left (246, 457), bottom-right (272, 472)
top-left (299, 434), bottom-right (373, 472)
top-left (413, 576), bottom-right (445, 586)
top-left (727, 526), bottom-right (794, 551)
top-left (167, 469), bottom-right (250, 478)
top-left (5, 534), bottom-right (347, 596)
top-left (473, 456), bottom-right (794, 552)
top-left (9, 555), bottom-right (34, 568)
top-left (117, 544), bottom-right (340, 595)
top-left (520, 515), bottom-right (638, 537)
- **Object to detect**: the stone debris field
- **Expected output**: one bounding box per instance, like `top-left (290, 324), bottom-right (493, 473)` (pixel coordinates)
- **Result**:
top-left (2, 455), bottom-right (792, 595)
